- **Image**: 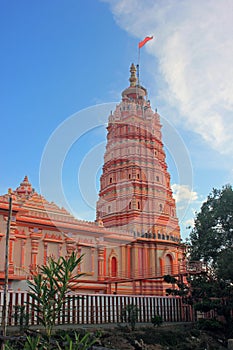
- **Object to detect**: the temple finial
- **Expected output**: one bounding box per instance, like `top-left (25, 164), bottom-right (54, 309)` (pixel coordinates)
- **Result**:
top-left (129, 63), bottom-right (137, 87)
top-left (15, 175), bottom-right (33, 197)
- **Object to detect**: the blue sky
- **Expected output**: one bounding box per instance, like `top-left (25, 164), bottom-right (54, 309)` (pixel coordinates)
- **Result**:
top-left (1, 0), bottom-right (233, 239)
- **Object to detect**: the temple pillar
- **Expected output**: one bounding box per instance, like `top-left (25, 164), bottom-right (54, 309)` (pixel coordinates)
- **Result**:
top-left (30, 233), bottom-right (42, 272)
top-left (77, 246), bottom-right (82, 273)
top-left (98, 246), bottom-right (105, 281)
top-left (144, 244), bottom-right (149, 277)
top-left (127, 244), bottom-right (131, 278)
top-left (133, 243), bottom-right (139, 278)
top-left (91, 247), bottom-right (95, 275)
top-left (4, 214), bottom-right (17, 274)
top-left (15, 230), bottom-right (27, 274)
top-left (21, 239), bottom-right (26, 268)
top-left (160, 258), bottom-right (165, 276)
top-left (43, 242), bottom-right (48, 265)
top-left (149, 243), bottom-right (156, 276)
top-left (8, 235), bottom-right (16, 274)
top-left (121, 245), bottom-right (126, 278)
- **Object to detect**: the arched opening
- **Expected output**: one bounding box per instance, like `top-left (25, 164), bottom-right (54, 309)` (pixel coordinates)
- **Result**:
top-left (164, 254), bottom-right (173, 275)
top-left (129, 201), bottom-right (131, 209)
top-left (111, 257), bottom-right (117, 277)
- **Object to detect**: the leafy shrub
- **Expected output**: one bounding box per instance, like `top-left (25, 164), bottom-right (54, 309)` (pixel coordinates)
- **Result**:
top-left (121, 304), bottom-right (139, 331)
top-left (151, 314), bottom-right (163, 327)
top-left (56, 332), bottom-right (97, 350)
top-left (197, 318), bottom-right (223, 331)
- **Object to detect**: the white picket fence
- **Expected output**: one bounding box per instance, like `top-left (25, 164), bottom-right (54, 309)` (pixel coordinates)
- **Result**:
top-left (0, 291), bottom-right (194, 326)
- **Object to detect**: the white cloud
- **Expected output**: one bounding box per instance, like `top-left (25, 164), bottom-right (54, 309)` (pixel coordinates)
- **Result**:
top-left (171, 184), bottom-right (198, 204)
top-left (184, 218), bottom-right (194, 229)
top-left (104, 0), bottom-right (233, 155)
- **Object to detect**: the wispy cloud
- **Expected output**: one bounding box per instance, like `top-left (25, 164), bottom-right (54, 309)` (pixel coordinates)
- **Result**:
top-left (104, 0), bottom-right (233, 154)
top-left (171, 184), bottom-right (198, 204)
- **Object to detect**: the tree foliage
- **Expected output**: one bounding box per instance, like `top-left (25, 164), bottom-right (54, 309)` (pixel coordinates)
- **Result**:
top-left (189, 185), bottom-right (233, 269)
top-left (165, 186), bottom-right (233, 337)
top-left (188, 185), bottom-right (233, 334)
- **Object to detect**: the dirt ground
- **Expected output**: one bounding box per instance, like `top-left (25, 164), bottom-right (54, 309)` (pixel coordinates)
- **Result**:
top-left (6, 322), bottom-right (228, 349)
top-left (92, 323), bottom-right (227, 350)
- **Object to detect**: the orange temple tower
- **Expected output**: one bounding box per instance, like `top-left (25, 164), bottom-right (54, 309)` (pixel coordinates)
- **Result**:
top-left (0, 64), bottom-right (185, 295)
top-left (97, 64), bottom-right (180, 242)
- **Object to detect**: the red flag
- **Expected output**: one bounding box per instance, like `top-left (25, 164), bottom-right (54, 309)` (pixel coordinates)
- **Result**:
top-left (138, 36), bottom-right (153, 49)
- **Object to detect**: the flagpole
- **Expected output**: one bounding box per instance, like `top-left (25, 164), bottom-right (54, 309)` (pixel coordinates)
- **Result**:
top-left (137, 37), bottom-right (154, 84)
top-left (137, 47), bottom-right (140, 85)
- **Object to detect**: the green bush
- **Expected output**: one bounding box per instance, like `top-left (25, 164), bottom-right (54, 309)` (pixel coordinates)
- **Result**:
top-left (4, 331), bottom-right (98, 350)
top-left (151, 314), bottom-right (163, 327)
top-left (197, 318), bottom-right (223, 331)
top-left (121, 304), bottom-right (139, 331)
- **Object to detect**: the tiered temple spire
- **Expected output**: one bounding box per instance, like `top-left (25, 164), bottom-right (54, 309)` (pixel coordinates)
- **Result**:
top-left (96, 64), bottom-right (180, 241)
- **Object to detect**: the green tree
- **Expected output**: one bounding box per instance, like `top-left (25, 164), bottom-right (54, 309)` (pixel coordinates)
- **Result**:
top-left (165, 186), bottom-right (233, 336)
top-left (188, 185), bottom-right (233, 334)
top-left (190, 185), bottom-right (233, 268)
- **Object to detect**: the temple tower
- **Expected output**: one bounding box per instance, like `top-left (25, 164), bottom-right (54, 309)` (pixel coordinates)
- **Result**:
top-left (96, 64), bottom-right (180, 242)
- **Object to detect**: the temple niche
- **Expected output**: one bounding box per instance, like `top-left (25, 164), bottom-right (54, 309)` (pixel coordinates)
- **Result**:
top-left (0, 65), bottom-right (185, 295)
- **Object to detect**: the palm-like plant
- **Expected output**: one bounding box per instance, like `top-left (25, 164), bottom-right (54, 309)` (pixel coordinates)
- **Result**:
top-left (27, 252), bottom-right (84, 341)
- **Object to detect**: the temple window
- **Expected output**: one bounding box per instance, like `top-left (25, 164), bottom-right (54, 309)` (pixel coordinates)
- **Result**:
top-left (137, 201), bottom-right (140, 209)
top-left (110, 177), bottom-right (112, 184)
top-left (108, 205), bottom-right (111, 213)
top-left (159, 204), bottom-right (163, 212)
top-left (156, 176), bottom-right (159, 182)
top-left (129, 201), bottom-right (131, 209)
top-left (111, 256), bottom-right (117, 277)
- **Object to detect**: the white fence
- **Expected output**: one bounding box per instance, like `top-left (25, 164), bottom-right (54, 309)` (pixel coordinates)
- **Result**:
top-left (0, 291), bottom-right (194, 326)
